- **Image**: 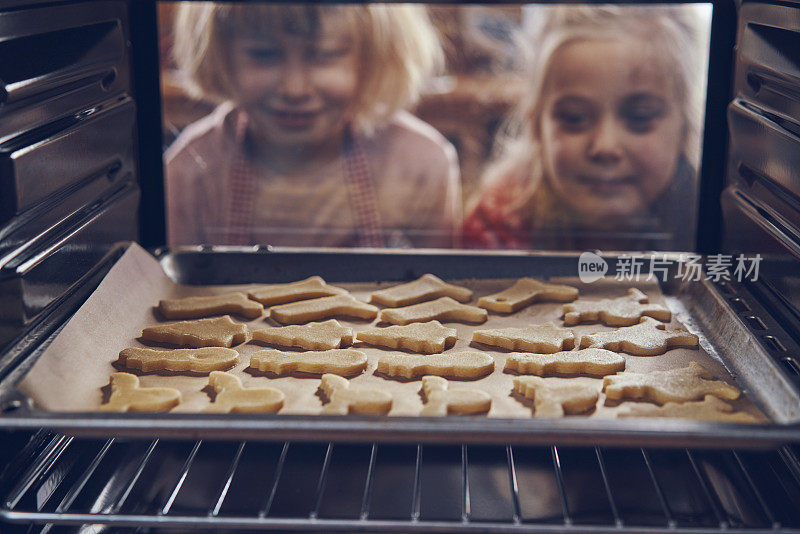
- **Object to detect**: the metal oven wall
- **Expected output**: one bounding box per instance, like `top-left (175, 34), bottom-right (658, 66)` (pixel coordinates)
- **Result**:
top-left (0, 0), bottom-right (141, 353)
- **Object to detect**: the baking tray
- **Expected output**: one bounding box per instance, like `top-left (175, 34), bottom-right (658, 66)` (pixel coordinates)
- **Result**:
top-left (1, 242), bottom-right (799, 448)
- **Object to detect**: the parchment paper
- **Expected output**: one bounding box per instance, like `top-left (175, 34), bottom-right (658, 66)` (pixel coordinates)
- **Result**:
top-left (17, 243), bottom-right (765, 420)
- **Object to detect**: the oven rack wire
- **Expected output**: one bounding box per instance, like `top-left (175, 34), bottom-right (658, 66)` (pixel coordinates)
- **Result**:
top-left (1, 431), bottom-right (800, 532)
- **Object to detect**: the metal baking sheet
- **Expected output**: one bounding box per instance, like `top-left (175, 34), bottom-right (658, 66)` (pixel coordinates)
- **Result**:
top-left (0, 242), bottom-right (799, 448)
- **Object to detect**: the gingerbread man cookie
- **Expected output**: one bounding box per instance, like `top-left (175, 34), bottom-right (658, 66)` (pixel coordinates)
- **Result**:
top-left (618, 395), bottom-right (760, 423)
top-left (251, 320), bottom-right (354, 350)
top-left (603, 362), bottom-right (741, 405)
top-left (249, 348), bottom-right (368, 377)
top-left (472, 323), bottom-right (575, 353)
top-left (141, 316), bottom-right (250, 348)
top-left (158, 293), bottom-right (263, 320)
top-left (562, 288), bottom-right (671, 326)
top-left (376, 351), bottom-right (494, 380)
top-left (117, 347), bottom-right (238, 373)
top-left (100, 373), bottom-right (181, 412)
top-left (370, 274), bottom-right (473, 307)
top-left (247, 276), bottom-right (349, 306)
top-left (270, 295), bottom-right (378, 324)
top-left (512, 376), bottom-right (599, 417)
top-left (318, 374), bottom-right (393, 415)
top-left (478, 278), bottom-right (578, 313)
top-left (380, 297), bottom-right (488, 326)
top-left (420, 376), bottom-right (492, 416)
top-left (505, 348), bottom-right (625, 377)
top-left (204, 371), bottom-right (285, 413)
top-left (580, 317), bottom-right (699, 356)
top-left (357, 321), bottom-right (457, 354)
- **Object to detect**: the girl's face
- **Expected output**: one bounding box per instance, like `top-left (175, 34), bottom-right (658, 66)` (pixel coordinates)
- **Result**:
top-left (535, 38), bottom-right (685, 223)
top-left (230, 14), bottom-right (359, 153)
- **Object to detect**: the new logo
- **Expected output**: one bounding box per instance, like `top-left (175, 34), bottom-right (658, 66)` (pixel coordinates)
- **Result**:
top-left (578, 252), bottom-right (608, 283)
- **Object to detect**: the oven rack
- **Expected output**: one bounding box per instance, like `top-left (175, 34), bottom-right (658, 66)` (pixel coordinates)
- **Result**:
top-left (2, 431), bottom-right (800, 532)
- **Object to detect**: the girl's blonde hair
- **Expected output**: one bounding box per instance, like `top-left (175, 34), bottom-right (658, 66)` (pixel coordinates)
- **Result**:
top-left (172, 3), bottom-right (443, 134)
top-left (471, 5), bottom-right (708, 229)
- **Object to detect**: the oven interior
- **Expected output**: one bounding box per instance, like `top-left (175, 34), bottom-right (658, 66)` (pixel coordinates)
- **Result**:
top-left (2, 0), bottom-right (800, 531)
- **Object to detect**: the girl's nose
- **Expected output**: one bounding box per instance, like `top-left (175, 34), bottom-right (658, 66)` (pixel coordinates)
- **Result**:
top-left (587, 118), bottom-right (624, 163)
top-left (278, 63), bottom-right (312, 100)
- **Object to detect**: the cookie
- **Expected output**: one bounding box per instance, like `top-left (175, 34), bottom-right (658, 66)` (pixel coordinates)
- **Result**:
top-left (512, 376), bottom-right (599, 417)
top-left (203, 371), bottom-right (285, 413)
top-left (472, 323), bottom-right (575, 353)
top-left (247, 276), bottom-right (349, 306)
top-left (318, 374), bottom-right (393, 415)
top-left (603, 362), bottom-right (741, 405)
top-left (505, 348), bottom-right (626, 377)
top-left (370, 274), bottom-right (473, 307)
top-left (141, 316), bottom-right (250, 348)
top-left (376, 351), bottom-right (494, 380)
top-left (117, 347), bottom-right (238, 373)
top-left (380, 297), bottom-right (488, 326)
top-left (270, 295), bottom-right (379, 325)
top-left (420, 376), bottom-right (492, 416)
top-left (580, 317), bottom-right (699, 356)
top-left (249, 348), bottom-right (368, 377)
top-left (158, 293), bottom-right (264, 320)
top-left (562, 288), bottom-right (671, 326)
top-left (251, 320), bottom-right (354, 350)
top-left (356, 321), bottom-right (457, 354)
top-left (478, 278), bottom-right (578, 313)
top-left (618, 395), bottom-right (761, 423)
top-left (100, 373), bottom-right (181, 412)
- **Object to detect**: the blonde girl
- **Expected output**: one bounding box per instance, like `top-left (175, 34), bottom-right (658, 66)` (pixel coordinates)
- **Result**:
top-left (165, 3), bottom-right (461, 248)
top-left (463, 5), bottom-right (709, 250)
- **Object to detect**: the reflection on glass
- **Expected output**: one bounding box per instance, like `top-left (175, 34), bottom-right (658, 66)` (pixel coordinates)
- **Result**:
top-left (159, 3), bottom-right (712, 251)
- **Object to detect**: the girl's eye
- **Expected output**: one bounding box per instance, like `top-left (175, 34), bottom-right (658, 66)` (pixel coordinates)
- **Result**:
top-left (622, 108), bottom-right (664, 133)
top-left (620, 96), bottom-right (667, 133)
top-left (553, 109), bottom-right (593, 132)
top-left (245, 48), bottom-right (283, 64)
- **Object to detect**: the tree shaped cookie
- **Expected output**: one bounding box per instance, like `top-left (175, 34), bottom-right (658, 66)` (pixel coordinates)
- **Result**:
top-left (420, 376), bottom-right (492, 416)
top-left (603, 362), bottom-right (741, 405)
top-left (618, 395), bottom-right (760, 423)
top-left (270, 294), bottom-right (378, 324)
top-left (357, 321), bottom-right (457, 354)
top-left (505, 348), bottom-right (626, 377)
top-left (203, 371), bottom-right (285, 413)
top-left (376, 351), bottom-right (494, 380)
top-left (318, 374), bottom-right (393, 415)
top-left (472, 323), bottom-right (575, 353)
top-left (251, 320), bottom-right (354, 350)
top-left (580, 317), bottom-right (699, 356)
top-left (512, 376), bottom-right (599, 417)
top-left (562, 288), bottom-right (671, 326)
top-left (478, 278), bottom-right (578, 313)
top-left (370, 274), bottom-right (473, 307)
top-left (158, 293), bottom-right (264, 320)
top-left (249, 349), bottom-right (367, 377)
top-left (100, 373), bottom-right (181, 412)
top-left (380, 297), bottom-right (488, 326)
top-left (117, 347), bottom-right (239, 373)
top-left (247, 276), bottom-right (349, 306)
top-left (141, 316), bottom-right (250, 348)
